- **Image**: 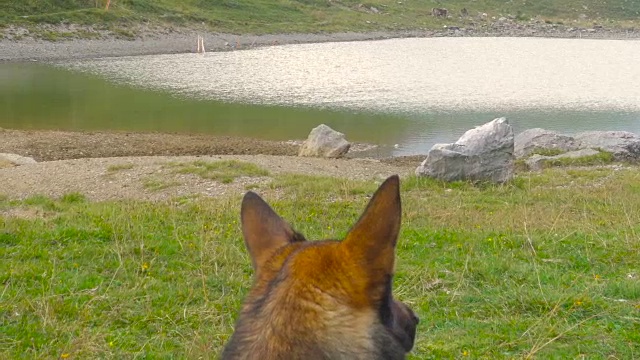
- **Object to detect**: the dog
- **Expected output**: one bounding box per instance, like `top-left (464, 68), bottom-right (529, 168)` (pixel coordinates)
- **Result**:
top-left (221, 175), bottom-right (418, 359)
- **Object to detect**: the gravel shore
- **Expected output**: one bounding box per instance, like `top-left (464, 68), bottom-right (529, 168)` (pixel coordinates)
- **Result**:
top-left (2, 22), bottom-right (639, 62)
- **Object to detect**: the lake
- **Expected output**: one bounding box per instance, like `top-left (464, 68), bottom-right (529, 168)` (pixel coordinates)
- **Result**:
top-left (1, 37), bottom-right (639, 156)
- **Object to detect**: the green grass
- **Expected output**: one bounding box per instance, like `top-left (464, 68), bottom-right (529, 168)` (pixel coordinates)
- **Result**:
top-left (2, 168), bottom-right (640, 358)
top-left (529, 148), bottom-right (568, 157)
top-left (1, 0), bottom-right (639, 36)
top-left (518, 150), bottom-right (617, 171)
top-left (542, 150), bottom-right (616, 168)
top-left (106, 163), bottom-right (134, 173)
top-left (167, 160), bottom-right (269, 184)
top-left (142, 178), bottom-right (180, 191)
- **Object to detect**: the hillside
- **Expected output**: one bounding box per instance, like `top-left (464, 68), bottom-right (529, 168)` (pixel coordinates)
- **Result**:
top-left (1, 0), bottom-right (639, 38)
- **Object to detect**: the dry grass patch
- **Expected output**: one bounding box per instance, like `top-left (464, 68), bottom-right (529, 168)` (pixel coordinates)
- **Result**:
top-left (166, 160), bottom-right (269, 184)
top-left (106, 163), bottom-right (135, 173)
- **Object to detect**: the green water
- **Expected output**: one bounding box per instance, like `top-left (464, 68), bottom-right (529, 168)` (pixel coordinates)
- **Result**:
top-left (0, 63), bottom-right (409, 144)
top-left (2, 62), bottom-right (639, 156)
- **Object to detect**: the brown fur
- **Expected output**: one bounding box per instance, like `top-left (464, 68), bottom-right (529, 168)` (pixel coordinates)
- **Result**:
top-left (222, 175), bottom-right (418, 359)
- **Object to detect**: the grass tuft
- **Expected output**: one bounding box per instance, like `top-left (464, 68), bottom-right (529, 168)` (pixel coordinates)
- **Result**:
top-left (541, 150), bottom-right (615, 168)
top-left (167, 160), bottom-right (269, 184)
top-left (106, 163), bottom-right (134, 173)
top-left (142, 178), bottom-right (180, 191)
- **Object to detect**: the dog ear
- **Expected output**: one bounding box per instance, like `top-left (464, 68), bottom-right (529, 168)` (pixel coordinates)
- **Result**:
top-left (343, 175), bottom-right (401, 288)
top-left (389, 300), bottom-right (419, 352)
top-left (241, 192), bottom-right (302, 272)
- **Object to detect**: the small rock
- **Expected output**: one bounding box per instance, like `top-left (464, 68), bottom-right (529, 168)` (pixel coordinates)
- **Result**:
top-left (514, 128), bottom-right (579, 158)
top-left (575, 131), bottom-right (640, 162)
top-left (298, 124), bottom-right (351, 158)
top-left (525, 148), bottom-right (600, 171)
top-left (0, 153), bottom-right (37, 166)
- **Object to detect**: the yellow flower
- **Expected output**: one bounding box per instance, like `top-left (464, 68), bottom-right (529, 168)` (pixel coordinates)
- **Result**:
top-left (594, 274), bottom-right (601, 280)
top-left (141, 262), bottom-right (150, 271)
top-left (462, 350), bottom-right (470, 356)
top-left (61, 354), bottom-right (70, 359)
top-left (574, 300), bottom-right (583, 306)
top-left (109, 341), bottom-right (114, 347)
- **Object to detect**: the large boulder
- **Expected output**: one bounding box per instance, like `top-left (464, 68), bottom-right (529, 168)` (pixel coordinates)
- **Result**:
top-left (298, 124), bottom-right (351, 158)
top-left (415, 117), bottom-right (515, 183)
top-left (514, 128), bottom-right (579, 158)
top-left (574, 131), bottom-right (640, 162)
top-left (0, 153), bottom-right (37, 167)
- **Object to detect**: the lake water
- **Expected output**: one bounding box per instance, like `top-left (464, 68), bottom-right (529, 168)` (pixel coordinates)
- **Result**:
top-left (2, 37), bottom-right (639, 156)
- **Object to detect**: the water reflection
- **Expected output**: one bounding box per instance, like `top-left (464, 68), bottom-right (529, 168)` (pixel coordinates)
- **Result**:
top-left (64, 37), bottom-right (640, 112)
top-left (1, 37), bottom-right (640, 157)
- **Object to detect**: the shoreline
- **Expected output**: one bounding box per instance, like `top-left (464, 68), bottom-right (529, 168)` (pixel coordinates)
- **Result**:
top-left (0, 128), bottom-right (423, 165)
top-left (0, 128), bottom-right (419, 201)
top-left (2, 24), bottom-right (640, 62)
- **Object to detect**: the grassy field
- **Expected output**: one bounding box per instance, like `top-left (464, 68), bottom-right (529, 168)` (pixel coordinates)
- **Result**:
top-left (1, 0), bottom-right (640, 36)
top-left (1, 165), bottom-right (640, 358)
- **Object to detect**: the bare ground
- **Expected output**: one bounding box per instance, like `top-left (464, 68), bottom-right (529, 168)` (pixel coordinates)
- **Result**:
top-left (0, 129), bottom-right (417, 201)
top-left (0, 129), bottom-right (299, 161)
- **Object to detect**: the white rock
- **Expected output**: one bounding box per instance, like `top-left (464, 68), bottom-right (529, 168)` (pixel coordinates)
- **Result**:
top-left (0, 153), bottom-right (37, 166)
top-left (415, 117), bottom-right (514, 183)
top-left (298, 124), bottom-right (351, 158)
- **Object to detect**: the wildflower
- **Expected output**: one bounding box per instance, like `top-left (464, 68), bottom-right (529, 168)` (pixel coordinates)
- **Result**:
top-left (462, 350), bottom-right (470, 356)
top-left (574, 300), bottom-right (583, 306)
top-left (61, 354), bottom-right (70, 359)
top-left (109, 341), bottom-right (114, 347)
top-left (141, 262), bottom-right (150, 271)
top-left (594, 274), bottom-right (601, 280)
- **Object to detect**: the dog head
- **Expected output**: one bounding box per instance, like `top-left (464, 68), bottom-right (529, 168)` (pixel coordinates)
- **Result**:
top-left (222, 175), bottom-right (418, 359)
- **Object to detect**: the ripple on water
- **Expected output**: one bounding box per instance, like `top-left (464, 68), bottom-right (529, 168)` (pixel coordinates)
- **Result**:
top-left (61, 37), bottom-right (640, 113)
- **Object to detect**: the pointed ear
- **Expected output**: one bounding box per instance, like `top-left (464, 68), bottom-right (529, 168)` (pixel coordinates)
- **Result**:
top-left (241, 192), bottom-right (302, 272)
top-left (343, 175), bottom-right (401, 278)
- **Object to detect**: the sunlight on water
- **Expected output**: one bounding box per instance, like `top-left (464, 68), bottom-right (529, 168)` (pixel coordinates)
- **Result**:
top-left (2, 37), bottom-right (638, 157)
top-left (63, 37), bottom-right (640, 113)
